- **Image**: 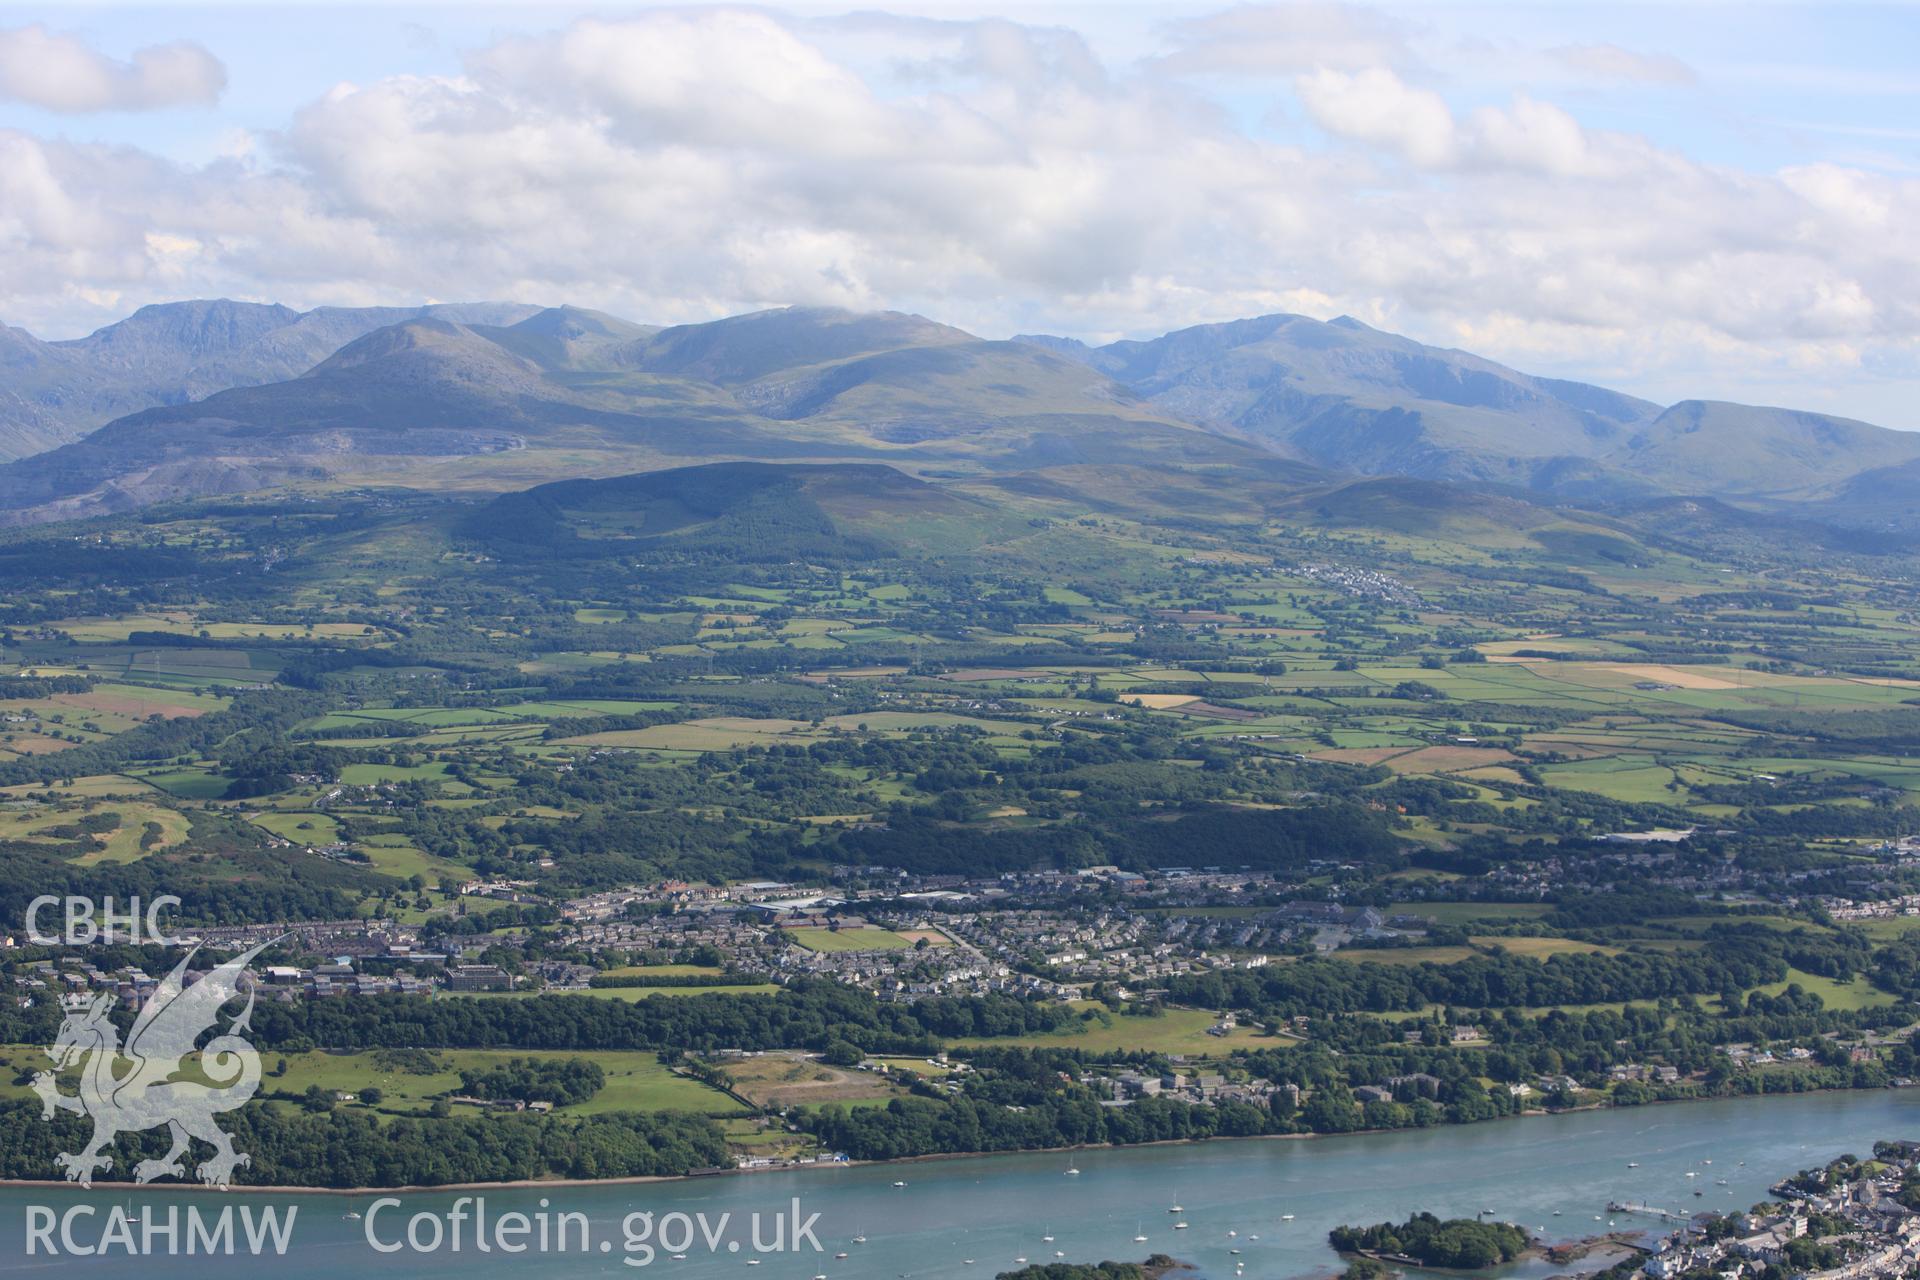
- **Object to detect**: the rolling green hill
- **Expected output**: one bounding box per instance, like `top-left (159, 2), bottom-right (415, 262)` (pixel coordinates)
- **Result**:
top-left (466, 461), bottom-right (1030, 562)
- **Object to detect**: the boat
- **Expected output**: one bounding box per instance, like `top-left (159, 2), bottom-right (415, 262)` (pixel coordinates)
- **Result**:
top-left (745, 1262), bottom-right (761, 1268)
top-left (1627, 1162), bottom-right (1640, 1168)
top-left (1280, 1214), bottom-right (1295, 1222)
top-left (1014, 1259), bottom-right (1027, 1265)
top-left (1230, 1249), bottom-right (1241, 1256)
top-left (1553, 1211), bottom-right (1563, 1217)
top-left (1042, 1234), bottom-right (1054, 1243)
top-left (835, 1254), bottom-right (849, 1260)
top-left (1134, 1223), bottom-right (1149, 1243)
top-left (893, 1180), bottom-right (907, 1187)
top-left (342, 1210), bottom-right (362, 1221)
top-left (1173, 1222), bottom-right (1188, 1230)
top-left (1065, 1167), bottom-right (1080, 1176)
top-left (854, 1236), bottom-right (868, 1245)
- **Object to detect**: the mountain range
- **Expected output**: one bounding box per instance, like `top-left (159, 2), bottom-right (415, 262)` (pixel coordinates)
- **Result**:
top-left (0, 298), bottom-right (1913, 536)
top-left (1016, 314), bottom-right (1920, 506)
top-left (0, 299), bottom-right (543, 460)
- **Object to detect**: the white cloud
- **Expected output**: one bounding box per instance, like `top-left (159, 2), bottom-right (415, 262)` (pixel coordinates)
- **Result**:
top-left (1296, 67), bottom-right (1458, 167)
top-left (1467, 95), bottom-right (1616, 177)
top-left (0, 24), bottom-right (224, 112)
top-left (1152, 3), bottom-right (1417, 76)
top-left (0, 8), bottom-right (1916, 426)
top-left (1547, 42), bottom-right (1695, 86)
top-left (1297, 67), bottom-right (1653, 179)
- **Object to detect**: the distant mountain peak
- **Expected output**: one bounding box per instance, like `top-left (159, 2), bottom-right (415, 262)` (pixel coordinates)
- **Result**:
top-left (57, 299), bottom-right (303, 371)
top-left (632, 305), bottom-right (974, 385)
top-left (309, 315), bottom-right (471, 368)
top-left (473, 306), bottom-right (658, 371)
top-left (511, 305), bottom-right (639, 336)
top-left (1011, 334), bottom-right (1094, 357)
top-left (305, 317), bottom-right (547, 396)
top-left (0, 298), bottom-right (545, 460)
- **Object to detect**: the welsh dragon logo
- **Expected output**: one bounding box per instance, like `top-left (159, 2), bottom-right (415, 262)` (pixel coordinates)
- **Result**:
top-left (31, 939), bottom-right (274, 1189)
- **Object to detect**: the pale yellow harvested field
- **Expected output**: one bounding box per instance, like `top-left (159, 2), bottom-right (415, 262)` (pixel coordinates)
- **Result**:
top-left (57, 692), bottom-right (210, 718)
top-left (1386, 745), bottom-right (1521, 773)
top-left (0, 735), bottom-right (77, 756)
top-left (1455, 766), bottom-right (1530, 785)
top-left (564, 719), bottom-right (808, 750)
top-left (1121, 693), bottom-right (1200, 708)
top-left (1308, 747), bottom-right (1411, 766)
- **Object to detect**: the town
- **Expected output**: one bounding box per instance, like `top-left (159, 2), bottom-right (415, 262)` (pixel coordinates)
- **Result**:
top-left (1637, 1143), bottom-right (1920, 1280)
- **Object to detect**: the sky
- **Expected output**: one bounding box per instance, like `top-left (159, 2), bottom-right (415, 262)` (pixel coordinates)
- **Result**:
top-left (1, 1), bottom-right (1916, 427)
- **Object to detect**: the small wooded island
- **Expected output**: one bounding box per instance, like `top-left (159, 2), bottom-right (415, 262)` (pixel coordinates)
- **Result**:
top-left (1331, 1214), bottom-right (1532, 1271)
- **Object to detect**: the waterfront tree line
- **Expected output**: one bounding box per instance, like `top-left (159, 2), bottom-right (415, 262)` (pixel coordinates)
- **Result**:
top-left (0, 1100), bottom-right (726, 1187)
top-left (1162, 929), bottom-right (1810, 1016)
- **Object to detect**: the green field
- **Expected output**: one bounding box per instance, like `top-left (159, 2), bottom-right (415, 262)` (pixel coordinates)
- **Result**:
top-left (0, 1047), bottom-right (745, 1117)
top-left (955, 1005), bottom-right (1260, 1056)
top-left (1748, 969), bottom-right (1900, 1011)
top-left (787, 927), bottom-right (915, 952)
